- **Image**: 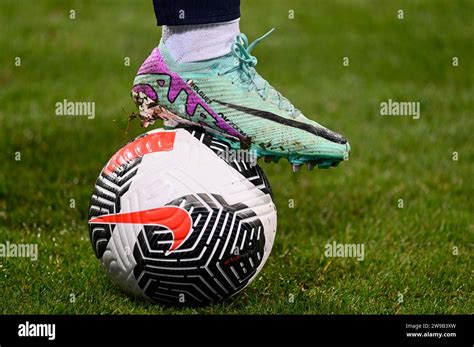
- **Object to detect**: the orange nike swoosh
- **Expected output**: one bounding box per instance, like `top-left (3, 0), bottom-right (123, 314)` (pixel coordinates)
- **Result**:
top-left (89, 206), bottom-right (192, 253)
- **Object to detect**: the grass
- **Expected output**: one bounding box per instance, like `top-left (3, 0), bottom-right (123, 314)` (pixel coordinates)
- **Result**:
top-left (0, 0), bottom-right (472, 314)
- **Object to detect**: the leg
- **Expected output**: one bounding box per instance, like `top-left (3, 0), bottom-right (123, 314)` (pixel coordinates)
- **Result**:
top-left (152, 0), bottom-right (241, 63)
top-left (153, 0), bottom-right (240, 26)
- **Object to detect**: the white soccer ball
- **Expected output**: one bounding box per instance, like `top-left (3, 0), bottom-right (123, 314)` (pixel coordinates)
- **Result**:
top-left (88, 128), bottom-right (277, 305)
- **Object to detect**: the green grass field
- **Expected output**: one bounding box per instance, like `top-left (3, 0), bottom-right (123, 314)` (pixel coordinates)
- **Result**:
top-left (0, 0), bottom-right (472, 314)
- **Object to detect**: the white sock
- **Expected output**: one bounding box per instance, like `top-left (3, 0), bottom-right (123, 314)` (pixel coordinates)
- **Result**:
top-left (162, 19), bottom-right (240, 63)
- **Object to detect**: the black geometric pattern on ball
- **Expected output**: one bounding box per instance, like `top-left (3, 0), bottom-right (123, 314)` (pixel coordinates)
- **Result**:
top-left (132, 193), bottom-right (266, 305)
top-left (185, 127), bottom-right (273, 197)
top-left (88, 157), bottom-right (142, 258)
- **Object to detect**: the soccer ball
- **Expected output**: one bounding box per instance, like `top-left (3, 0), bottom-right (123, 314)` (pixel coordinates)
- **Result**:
top-left (88, 128), bottom-right (277, 305)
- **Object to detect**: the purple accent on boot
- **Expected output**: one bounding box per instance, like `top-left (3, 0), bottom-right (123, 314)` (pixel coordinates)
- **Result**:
top-left (132, 84), bottom-right (157, 101)
top-left (157, 79), bottom-right (165, 87)
top-left (136, 48), bottom-right (243, 139)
